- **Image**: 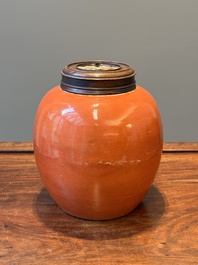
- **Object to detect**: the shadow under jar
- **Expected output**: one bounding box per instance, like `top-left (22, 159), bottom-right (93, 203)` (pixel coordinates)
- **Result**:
top-left (34, 60), bottom-right (163, 220)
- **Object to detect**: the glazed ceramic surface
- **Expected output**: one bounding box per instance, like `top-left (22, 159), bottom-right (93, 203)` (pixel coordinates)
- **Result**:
top-left (34, 61), bottom-right (163, 220)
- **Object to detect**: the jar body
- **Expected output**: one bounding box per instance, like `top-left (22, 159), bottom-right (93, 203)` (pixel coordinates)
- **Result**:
top-left (34, 85), bottom-right (163, 220)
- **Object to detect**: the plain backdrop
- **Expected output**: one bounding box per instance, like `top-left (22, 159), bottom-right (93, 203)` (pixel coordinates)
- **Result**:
top-left (0, 0), bottom-right (198, 142)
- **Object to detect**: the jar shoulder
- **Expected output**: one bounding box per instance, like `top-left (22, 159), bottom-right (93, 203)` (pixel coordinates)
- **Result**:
top-left (35, 85), bottom-right (161, 128)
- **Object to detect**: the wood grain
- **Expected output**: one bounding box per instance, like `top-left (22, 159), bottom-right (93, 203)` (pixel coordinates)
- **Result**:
top-left (0, 142), bottom-right (33, 152)
top-left (163, 142), bottom-right (198, 152)
top-left (0, 142), bottom-right (198, 152)
top-left (0, 143), bottom-right (198, 264)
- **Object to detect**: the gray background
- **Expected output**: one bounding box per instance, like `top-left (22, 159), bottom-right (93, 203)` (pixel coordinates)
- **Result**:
top-left (0, 0), bottom-right (197, 142)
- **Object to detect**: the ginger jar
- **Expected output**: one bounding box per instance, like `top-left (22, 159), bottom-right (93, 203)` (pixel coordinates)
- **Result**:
top-left (34, 61), bottom-right (163, 220)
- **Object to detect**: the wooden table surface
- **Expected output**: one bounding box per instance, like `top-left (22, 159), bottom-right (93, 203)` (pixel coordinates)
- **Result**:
top-left (0, 142), bottom-right (197, 265)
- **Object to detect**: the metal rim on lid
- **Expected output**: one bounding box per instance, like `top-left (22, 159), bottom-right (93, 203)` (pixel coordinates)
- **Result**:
top-left (60, 60), bottom-right (136, 95)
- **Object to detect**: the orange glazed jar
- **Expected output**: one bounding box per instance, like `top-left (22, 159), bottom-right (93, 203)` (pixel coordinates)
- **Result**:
top-left (34, 61), bottom-right (163, 220)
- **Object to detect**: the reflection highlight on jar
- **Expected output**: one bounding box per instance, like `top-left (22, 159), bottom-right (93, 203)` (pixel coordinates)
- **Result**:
top-left (61, 105), bottom-right (85, 126)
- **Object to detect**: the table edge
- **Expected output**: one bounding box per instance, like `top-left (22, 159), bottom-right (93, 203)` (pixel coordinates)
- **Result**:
top-left (0, 142), bottom-right (198, 153)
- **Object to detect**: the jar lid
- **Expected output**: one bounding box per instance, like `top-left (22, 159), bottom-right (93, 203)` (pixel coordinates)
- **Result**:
top-left (60, 60), bottom-right (136, 95)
